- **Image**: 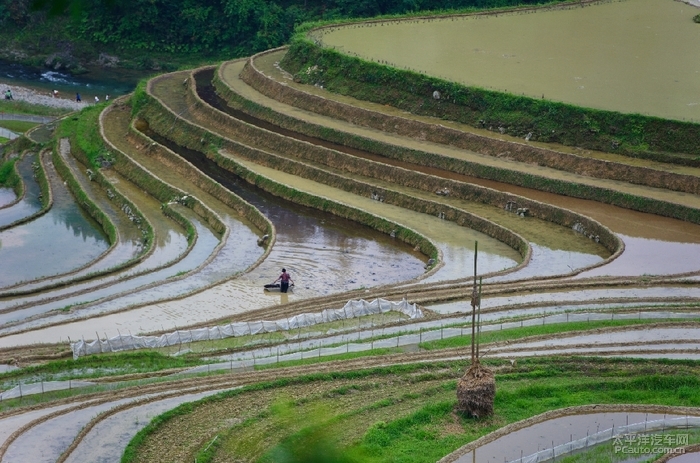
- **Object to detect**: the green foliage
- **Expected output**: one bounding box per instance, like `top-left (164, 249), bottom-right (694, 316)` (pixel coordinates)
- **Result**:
top-left (283, 34), bottom-right (700, 156)
top-left (0, 120), bottom-right (39, 133)
top-left (130, 81), bottom-right (150, 117)
top-left (0, 98), bottom-right (70, 117)
top-left (694, 13), bottom-right (700, 23)
top-left (0, 350), bottom-right (203, 382)
top-left (0, 157), bottom-right (17, 185)
top-left (258, 400), bottom-right (364, 463)
top-left (6, 0), bottom-right (571, 60)
top-left (58, 105), bottom-right (109, 169)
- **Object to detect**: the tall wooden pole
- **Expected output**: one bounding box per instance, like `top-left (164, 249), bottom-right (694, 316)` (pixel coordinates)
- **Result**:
top-left (476, 277), bottom-right (482, 359)
top-left (470, 241), bottom-right (478, 363)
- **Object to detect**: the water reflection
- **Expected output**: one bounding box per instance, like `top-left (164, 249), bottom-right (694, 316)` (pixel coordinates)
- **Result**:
top-left (0, 188), bottom-right (15, 208)
top-left (576, 235), bottom-right (700, 278)
top-left (0, 154), bottom-right (108, 288)
top-left (146, 131), bottom-right (428, 294)
top-left (0, 154), bottom-right (42, 228)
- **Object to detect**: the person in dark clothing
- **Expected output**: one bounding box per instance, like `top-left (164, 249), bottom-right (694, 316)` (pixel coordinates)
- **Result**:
top-left (273, 268), bottom-right (295, 293)
top-left (76, 93), bottom-right (81, 102)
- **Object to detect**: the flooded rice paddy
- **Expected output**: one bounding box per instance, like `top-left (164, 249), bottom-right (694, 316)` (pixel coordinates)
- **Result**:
top-left (0, 205), bottom-right (217, 328)
top-left (0, 153), bottom-right (109, 288)
top-left (62, 389), bottom-right (227, 463)
top-left (0, 153), bottom-right (42, 228)
top-left (0, 188), bottom-right (14, 207)
top-left (450, 412), bottom-right (697, 463)
top-left (238, 54), bottom-right (700, 277)
top-left (0, 168), bottom-right (190, 303)
top-left (317, 0), bottom-right (700, 121)
top-left (428, 286), bottom-right (700, 315)
top-left (145, 130), bottom-right (430, 294)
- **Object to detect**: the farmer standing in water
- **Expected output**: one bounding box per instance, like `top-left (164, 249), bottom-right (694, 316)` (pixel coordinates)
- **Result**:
top-left (273, 268), bottom-right (294, 293)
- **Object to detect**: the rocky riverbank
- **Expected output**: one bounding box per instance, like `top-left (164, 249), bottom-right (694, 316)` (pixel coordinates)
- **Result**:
top-left (2, 83), bottom-right (89, 111)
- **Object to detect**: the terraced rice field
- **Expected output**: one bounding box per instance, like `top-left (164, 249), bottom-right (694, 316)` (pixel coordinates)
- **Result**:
top-left (1, 1), bottom-right (700, 461)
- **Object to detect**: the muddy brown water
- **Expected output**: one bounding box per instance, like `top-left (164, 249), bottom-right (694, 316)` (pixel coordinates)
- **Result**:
top-left (144, 129), bottom-right (429, 293)
top-left (199, 68), bottom-right (607, 259)
top-left (0, 153), bottom-right (109, 288)
top-left (236, 56), bottom-right (700, 277)
top-left (318, 0), bottom-right (700, 122)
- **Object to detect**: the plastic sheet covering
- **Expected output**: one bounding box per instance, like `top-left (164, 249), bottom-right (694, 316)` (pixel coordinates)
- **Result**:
top-left (71, 298), bottom-right (422, 359)
top-left (511, 416), bottom-right (700, 463)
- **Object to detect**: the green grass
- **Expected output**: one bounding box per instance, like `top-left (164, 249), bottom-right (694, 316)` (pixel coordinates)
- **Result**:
top-left (420, 318), bottom-right (681, 351)
top-left (57, 105), bottom-right (109, 168)
top-left (0, 158), bottom-right (17, 185)
top-left (0, 99), bottom-right (69, 117)
top-left (0, 120), bottom-right (39, 133)
top-left (0, 351), bottom-right (204, 385)
top-left (136, 358), bottom-right (700, 463)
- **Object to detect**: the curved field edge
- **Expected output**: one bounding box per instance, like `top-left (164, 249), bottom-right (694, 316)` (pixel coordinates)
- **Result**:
top-left (210, 62), bottom-right (623, 266)
top-left (183, 66), bottom-right (536, 267)
top-left (241, 50), bottom-right (700, 226)
top-left (0, 156), bottom-right (22, 206)
top-left (281, 5), bottom-right (700, 159)
top-left (233, 54), bottom-right (700, 197)
top-left (136, 77), bottom-right (442, 269)
top-left (0, 147), bottom-right (52, 233)
top-left (120, 358), bottom-right (700, 463)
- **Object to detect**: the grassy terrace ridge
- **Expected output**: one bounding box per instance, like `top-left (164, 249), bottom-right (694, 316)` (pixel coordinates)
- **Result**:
top-left (139, 72), bottom-right (442, 266)
top-left (0, 100), bottom-right (70, 118)
top-left (229, 54), bottom-right (700, 227)
top-left (0, 149), bottom-right (53, 233)
top-left (3, 4), bottom-right (700, 462)
top-left (230, 55), bottom-right (700, 197)
top-left (121, 357), bottom-right (700, 463)
top-left (280, 3), bottom-right (700, 160)
top-left (0, 157), bottom-right (20, 194)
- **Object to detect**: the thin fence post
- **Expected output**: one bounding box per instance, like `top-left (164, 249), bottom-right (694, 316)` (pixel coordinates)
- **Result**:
top-left (105, 332), bottom-right (113, 353)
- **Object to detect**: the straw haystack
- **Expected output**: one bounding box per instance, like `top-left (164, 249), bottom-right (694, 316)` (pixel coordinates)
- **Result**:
top-left (456, 362), bottom-right (495, 418)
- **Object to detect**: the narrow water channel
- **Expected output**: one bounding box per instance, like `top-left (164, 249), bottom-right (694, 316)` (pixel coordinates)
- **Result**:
top-left (144, 128), bottom-right (428, 294)
top-left (0, 153), bottom-right (42, 228)
top-left (0, 152), bottom-right (109, 288)
top-left (197, 68), bottom-right (605, 279)
top-left (0, 187), bottom-right (15, 208)
top-left (448, 412), bottom-right (698, 463)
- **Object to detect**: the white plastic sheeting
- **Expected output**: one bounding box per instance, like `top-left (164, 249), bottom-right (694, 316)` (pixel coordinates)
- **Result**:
top-left (71, 298), bottom-right (422, 359)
